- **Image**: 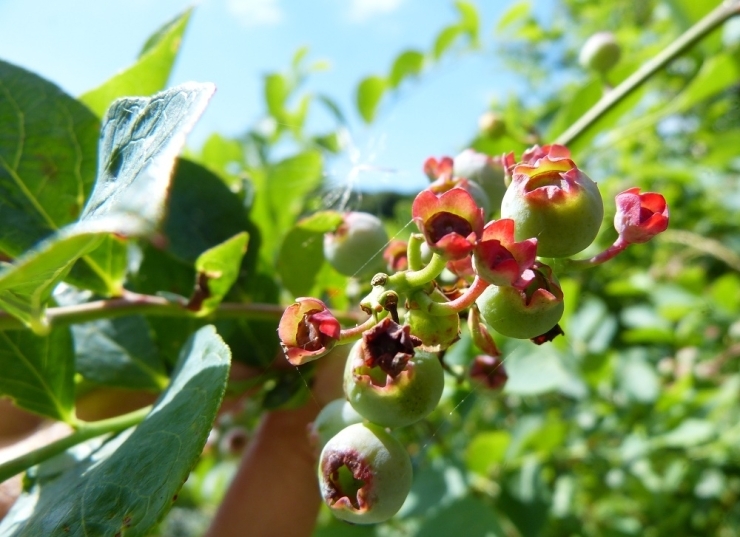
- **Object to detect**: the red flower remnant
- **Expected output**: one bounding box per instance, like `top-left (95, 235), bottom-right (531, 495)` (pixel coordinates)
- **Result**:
top-left (472, 218), bottom-right (537, 288)
top-left (278, 297), bottom-right (341, 365)
top-left (383, 240), bottom-right (408, 272)
top-left (614, 187), bottom-right (669, 244)
top-left (469, 355), bottom-right (508, 390)
top-left (412, 187), bottom-right (485, 261)
top-left (520, 144), bottom-right (571, 165)
top-left (423, 156), bottom-right (454, 181)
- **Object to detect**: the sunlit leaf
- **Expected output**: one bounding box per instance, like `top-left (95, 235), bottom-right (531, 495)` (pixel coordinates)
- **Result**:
top-left (455, 1), bottom-right (479, 45)
top-left (356, 75), bottom-right (387, 123)
top-left (497, 1), bottom-right (530, 31)
top-left (433, 26), bottom-right (463, 60)
top-left (79, 9), bottom-right (192, 117)
top-left (0, 60), bottom-right (98, 256)
top-left (277, 211), bottom-right (342, 297)
top-left (189, 232), bottom-right (249, 316)
top-left (388, 50), bottom-right (425, 88)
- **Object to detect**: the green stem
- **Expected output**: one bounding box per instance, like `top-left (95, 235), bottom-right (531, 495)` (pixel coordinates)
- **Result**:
top-left (406, 234), bottom-right (425, 272)
top-left (0, 292), bottom-right (364, 331)
top-left (0, 406), bottom-right (151, 483)
top-left (412, 276), bottom-right (490, 316)
top-left (391, 253), bottom-right (448, 289)
top-left (555, 0), bottom-right (740, 147)
top-left (339, 313), bottom-right (384, 343)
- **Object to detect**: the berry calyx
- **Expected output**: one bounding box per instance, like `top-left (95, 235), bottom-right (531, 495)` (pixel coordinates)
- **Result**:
top-left (343, 319), bottom-right (444, 428)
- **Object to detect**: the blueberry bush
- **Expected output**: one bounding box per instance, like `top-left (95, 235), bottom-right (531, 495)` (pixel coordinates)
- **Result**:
top-left (1, 1), bottom-right (740, 536)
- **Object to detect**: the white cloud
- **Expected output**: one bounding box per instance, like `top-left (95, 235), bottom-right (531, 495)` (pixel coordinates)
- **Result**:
top-left (347, 0), bottom-right (405, 23)
top-left (227, 0), bottom-right (283, 27)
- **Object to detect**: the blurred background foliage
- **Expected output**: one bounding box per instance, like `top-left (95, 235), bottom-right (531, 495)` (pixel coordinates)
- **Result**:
top-left (5, 0), bottom-right (735, 535)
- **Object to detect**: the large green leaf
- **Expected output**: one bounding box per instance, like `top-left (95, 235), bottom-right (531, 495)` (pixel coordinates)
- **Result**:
top-left (71, 315), bottom-right (169, 391)
top-left (0, 60), bottom-right (99, 255)
top-left (276, 211), bottom-right (342, 297)
top-left (164, 159), bottom-right (258, 268)
top-left (0, 325), bottom-right (231, 536)
top-left (356, 76), bottom-right (387, 123)
top-left (0, 83), bottom-right (215, 330)
top-left (0, 325), bottom-right (75, 422)
top-left (79, 9), bottom-right (192, 117)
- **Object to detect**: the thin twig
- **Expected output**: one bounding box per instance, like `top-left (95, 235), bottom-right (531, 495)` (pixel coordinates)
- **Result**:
top-left (555, 0), bottom-right (740, 147)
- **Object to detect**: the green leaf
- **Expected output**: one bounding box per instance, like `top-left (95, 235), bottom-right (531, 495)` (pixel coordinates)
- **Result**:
top-left (197, 133), bottom-right (246, 189)
top-left (545, 78), bottom-right (602, 142)
top-left (164, 159), bottom-right (259, 271)
top-left (433, 25), bottom-right (463, 60)
top-left (277, 211), bottom-right (342, 297)
top-left (388, 50), bottom-right (425, 88)
top-left (189, 232), bottom-right (249, 316)
top-left (0, 232), bottom-right (104, 332)
top-left (498, 458), bottom-right (550, 537)
top-left (455, 1), bottom-right (480, 45)
top-left (251, 151), bottom-right (324, 257)
top-left (265, 72), bottom-right (289, 121)
top-left (82, 82), bottom-right (216, 236)
top-left (0, 83), bottom-right (215, 329)
top-left (497, 1), bottom-right (530, 31)
top-left (0, 326), bottom-right (75, 422)
top-left (617, 350), bottom-right (659, 403)
top-left (356, 75), bottom-right (387, 123)
top-left (416, 496), bottom-right (505, 537)
top-left (466, 431), bottom-right (511, 475)
top-left (316, 94), bottom-right (347, 124)
top-left (657, 419), bottom-right (715, 448)
top-left (64, 236), bottom-right (129, 296)
top-left (0, 60), bottom-right (99, 256)
top-left (71, 315), bottom-right (169, 391)
top-left (0, 325), bottom-right (231, 536)
top-left (80, 9), bottom-right (192, 117)
top-left (503, 343), bottom-right (571, 396)
top-left (673, 52), bottom-right (740, 111)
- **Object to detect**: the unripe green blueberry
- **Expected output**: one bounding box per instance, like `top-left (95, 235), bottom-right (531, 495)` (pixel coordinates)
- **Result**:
top-left (501, 155), bottom-right (603, 257)
top-left (344, 337), bottom-right (445, 429)
top-left (579, 32), bottom-right (621, 74)
top-left (475, 264), bottom-right (564, 339)
top-left (324, 212), bottom-right (389, 277)
top-left (478, 110), bottom-right (506, 139)
top-left (318, 423), bottom-right (412, 524)
top-left (405, 288), bottom-right (460, 352)
top-left (309, 398), bottom-right (364, 451)
top-left (453, 149), bottom-right (507, 213)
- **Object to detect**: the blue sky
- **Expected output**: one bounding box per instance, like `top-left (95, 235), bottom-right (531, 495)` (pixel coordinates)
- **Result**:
top-left (0, 0), bottom-right (523, 194)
